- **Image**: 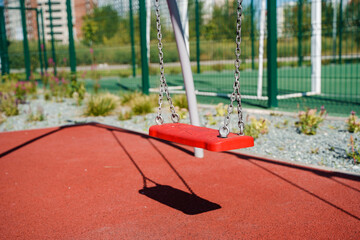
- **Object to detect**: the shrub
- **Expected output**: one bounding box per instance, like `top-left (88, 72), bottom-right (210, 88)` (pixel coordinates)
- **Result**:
top-left (205, 113), bottom-right (218, 126)
top-left (27, 106), bottom-right (45, 122)
top-left (172, 94), bottom-right (188, 109)
top-left (346, 111), bottom-right (360, 133)
top-left (85, 93), bottom-right (118, 116)
top-left (118, 109), bottom-right (133, 120)
top-left (129, 94), bottom-right (157, 115)
top-left (120, 91), bottom-right (143, 105)
top-left (295, 107), bottom-right (326, 135)
top-left (215, 103), bottom-right (228, 117)
top-left (347, 136), bottom-right (360, 164)
top-left (0, 93), bottom-right (19, 116)
top-left (244, 117), bottom-right (269, 139)
top-left (168, 67), bottom-right (182, 75)
top-left (212, 63), bottom-right (225, 72)
top-left (0, 112), bottom-right (6, 124)
top-left (149, 66), bottom-right (159, 76)
top-left (119, 70), bottom-right (132, 78)
top-left (175, 106), bottom-right (188, 120)
top-left (67, 78), bottom-right (86, 105)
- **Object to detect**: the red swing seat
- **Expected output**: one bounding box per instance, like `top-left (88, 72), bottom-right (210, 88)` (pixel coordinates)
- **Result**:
top-left (149, 123), bottom-right (254, 152)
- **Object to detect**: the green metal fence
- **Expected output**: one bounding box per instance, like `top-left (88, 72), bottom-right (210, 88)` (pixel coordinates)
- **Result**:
top-left (1, 0), bottom-right (359, 115)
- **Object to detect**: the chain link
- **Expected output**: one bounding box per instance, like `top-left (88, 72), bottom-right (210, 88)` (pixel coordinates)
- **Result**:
top-left (219, 0), bottom-right (244, 138)
top-left (154, 0), bottom-right (179, 125)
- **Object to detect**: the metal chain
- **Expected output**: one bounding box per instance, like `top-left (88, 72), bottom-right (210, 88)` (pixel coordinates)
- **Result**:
top-left (154, 0), bottom-right (179, 125)
top-left (219, 0), bottom-right (244, 138)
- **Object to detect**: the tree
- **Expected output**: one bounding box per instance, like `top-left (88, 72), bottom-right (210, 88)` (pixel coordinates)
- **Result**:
top-left (283, 0), bottom-right (311, 38)
top-left (344, 0), bottom-right (360, 44)
top-left (81, 6), bottom-right (120, 45)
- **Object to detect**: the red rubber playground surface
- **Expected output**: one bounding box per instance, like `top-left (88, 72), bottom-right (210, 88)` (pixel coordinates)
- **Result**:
top-left (0, 123), bottom-right (359, 239)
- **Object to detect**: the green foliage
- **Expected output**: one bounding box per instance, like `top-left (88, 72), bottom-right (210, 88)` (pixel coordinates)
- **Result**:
top-left (0, 93), bottom-right (19, 116)
top-left (120, 91), bottom-right (143, 105)
top-left (175, 106), bottom-right (188, 120)
top-left (244, 117), bottom-right (270, 139)
top-left (118, 109), bottom-right (133, 121)
top-left (14, 81), bottom-right (37, 102)
top-left (27, 106), bottom-right (45, 122)
top-left (148, 66), bottom-right (159, 76)
top-left (172, 95), bottom-right (188, 109)
top-left (68, 78), bottom-right (86, 105)
top-left (85, 93), bottom-right (118, 116)
top-left (212, 64), bottom-right (225, 72)
top-left (347, 136), bottom-right (360, 164)
top-left (119, 70), bottom-right (132, 78)
top-left (81, 6), bottom-right (120, 46)
top-left (129, 94), bottom-right (157, 115)
top-left (295, 107), bottom-right (326, 135)
top-left (0, 112), bottom-right (5, 124)
top-left (215, 103), bottom-right (228, 117)
top-left (346, 111), bottom-right (360, 133)
top-left (206, 113), bottom-right (218, 126)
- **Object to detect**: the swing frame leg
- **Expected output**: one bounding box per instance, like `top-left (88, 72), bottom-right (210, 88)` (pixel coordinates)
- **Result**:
top-left (167, 0), bottom-right (204, 158)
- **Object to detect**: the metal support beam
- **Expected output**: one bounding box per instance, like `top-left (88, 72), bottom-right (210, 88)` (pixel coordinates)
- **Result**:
top-left (298, 0), bottom-right (303, 66)
top-left (48, 0), bottom-right (57, 75)
top-left (167, 0), bottom-right (204, 158)
top-left (0, 5), bottom-right (9, 75)
top-left (36, 10), bottom-right (43, 76)
top-left (250, 0), bottom-right (255, 70)
top-left (267, 0), bottom-right (278, 108)
top-left (20, 0), bottom-right (31, 80)
top-left (129, 0), bottom-right (136, 77)
top-left (66, 0), bottom-right (76, 75)
top-left (195, 0), bottom-right (200, 74)
top-left (139, 0), bottom-right (149, 94)
top-left (40, 9), bottom-right (48, 71)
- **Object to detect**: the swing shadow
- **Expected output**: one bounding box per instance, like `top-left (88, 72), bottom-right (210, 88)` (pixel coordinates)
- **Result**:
top-left (110, 128), bottom-right (221, 215)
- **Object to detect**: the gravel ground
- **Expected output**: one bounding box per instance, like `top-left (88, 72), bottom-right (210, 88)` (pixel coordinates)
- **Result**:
top-left (1, 96), bottom-right (359, 174)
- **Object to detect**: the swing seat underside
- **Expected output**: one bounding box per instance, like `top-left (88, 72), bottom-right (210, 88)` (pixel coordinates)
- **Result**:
top-left (149, 123), bottom-right (254, 152)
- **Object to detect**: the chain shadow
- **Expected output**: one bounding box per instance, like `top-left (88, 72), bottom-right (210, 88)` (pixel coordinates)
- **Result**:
top-left (110, 130), bottom-right (221, 215)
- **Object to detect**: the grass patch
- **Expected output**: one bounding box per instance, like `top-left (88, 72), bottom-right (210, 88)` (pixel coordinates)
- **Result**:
top-left (85, 93), bottom-right (118, 116)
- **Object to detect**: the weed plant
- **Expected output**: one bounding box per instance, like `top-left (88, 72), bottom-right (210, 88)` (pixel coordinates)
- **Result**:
top-left (85, 93), bottom-right (118, 116)
top-left (347, 136), bottom-right (360, 164)
top-left (244, 117), bottom-right (269, 139)
top-left (27, 106), bottom-right (45, 122)
top-left (173, 95), bottom-right (188, 109)
top-left (295, 107), bottom-right (326, 135)
top-left (129, 94), bottom-right (157, 115)
top-left (118, 109), bottom-right (133, 120)
top-left (120, 91), bottom-right (143, 105)
top-left (346, 111), bottom-right (360, 133)
top-left (0, 93), bottom-right (19, 116)
top-left (215, 103), bottom-right (228, 117)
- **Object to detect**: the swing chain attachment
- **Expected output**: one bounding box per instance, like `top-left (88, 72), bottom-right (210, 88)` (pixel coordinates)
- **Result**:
top-left (219, 0), bottom-right (245, 138)
top-left (154, 0), bottom-right (179, 125)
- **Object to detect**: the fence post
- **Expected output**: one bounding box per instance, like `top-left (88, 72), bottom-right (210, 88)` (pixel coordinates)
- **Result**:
top-left (66, 0), bottom-right (76, 75)
top-left (250, 0), bottom-right (255, 70)
top-left (129, 0), bottom-right (136, 77)
top-left (195, 0), bottom-right (200, 74)
top-left (36, 10), bottom-right (43, 76)
top-left (0, 4), bottom-right (9, 75)
top-left (48, 0), bottom-right (57, 76)
top-left (139, 0), bottom-right (149, 94)
top-left (267, 0), bottom-right (278, 108)
top-left (338, 0), bottom-right (342, 63)
top-left (20, 0), bottom-right (31, 80)
top-left (298, 0), bottom-right (303, 67)
top-left (40, 9), bottom-right (48, 71)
